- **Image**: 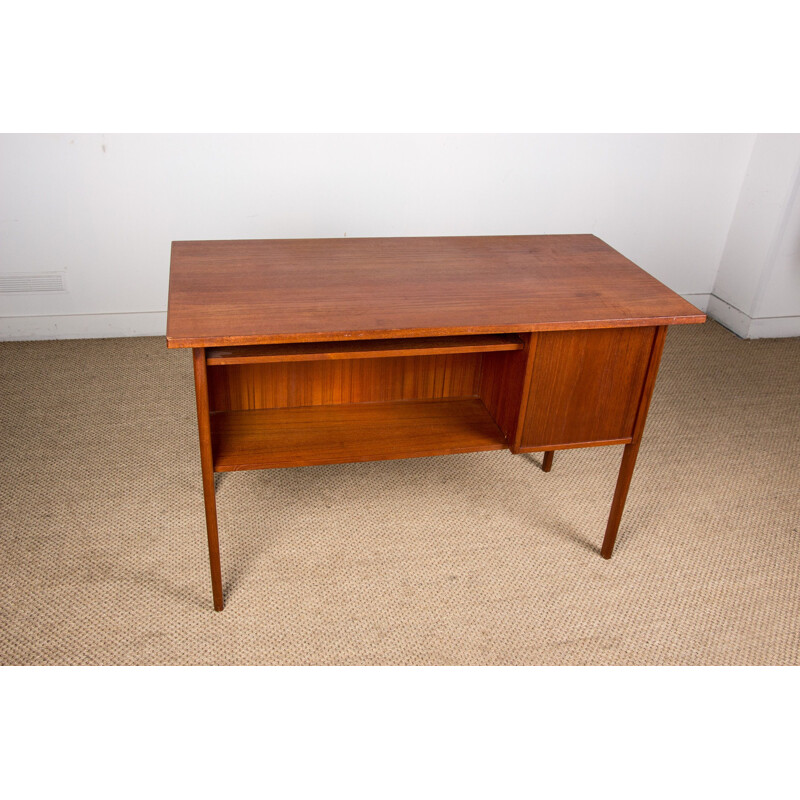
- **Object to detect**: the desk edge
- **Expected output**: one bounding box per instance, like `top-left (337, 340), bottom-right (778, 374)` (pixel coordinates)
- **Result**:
top-left (165, 314), bottom-right (707, 349)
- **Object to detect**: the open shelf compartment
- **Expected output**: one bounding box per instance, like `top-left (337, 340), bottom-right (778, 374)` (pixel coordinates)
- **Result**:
top-left (210, 397), bottom-right (507, 471)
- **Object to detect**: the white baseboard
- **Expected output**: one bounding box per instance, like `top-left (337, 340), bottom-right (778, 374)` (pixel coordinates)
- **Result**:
top-left (706, 295), bottom-right (752, 337)
top-left (0, 311), bottom-right (167, 341)
top-left (748, 315), bottom-right (800, 338)
top-left (706, 295), bottom-right (800, 339)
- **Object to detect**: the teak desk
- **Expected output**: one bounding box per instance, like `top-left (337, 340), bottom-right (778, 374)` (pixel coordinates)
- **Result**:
top-left (167, 234), bottom-right (705, 611)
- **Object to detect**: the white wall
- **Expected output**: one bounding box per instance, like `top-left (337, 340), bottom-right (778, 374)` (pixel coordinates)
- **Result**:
top-left (0, 133), bottom-right (757, 340)
top-left (757, 175), bottom-right (800, 321)
top-left (710, 133), bottom-right (800, 338)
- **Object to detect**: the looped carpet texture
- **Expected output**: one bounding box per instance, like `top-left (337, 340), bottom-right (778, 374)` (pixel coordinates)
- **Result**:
top-left (1, 321), bottom-right (798, 665)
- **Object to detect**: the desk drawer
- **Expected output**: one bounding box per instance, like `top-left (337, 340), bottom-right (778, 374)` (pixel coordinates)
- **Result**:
top-left (518, 326), bottom-right (656, 450)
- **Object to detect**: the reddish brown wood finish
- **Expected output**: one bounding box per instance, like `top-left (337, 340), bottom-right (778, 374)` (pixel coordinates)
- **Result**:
top-left (192, 348), bottom-right (224, 611)
top-left (519, 327), bottom-right (656, 450)
top-left (210, 398), bottom-right (507, 471)
top-left (601, 444), bottom-right (640, 559)
top-left (601, 326), bottom-right (669, 559)
top-left (168, 235), bottom-right (705, 609)
top-left (206, 334), bottom-right (523, 365)
top-left (524, 437), bottom-right (632, 451)
top-left (510, 333), bottom-right (539, 452)
top-left (167, 235), bottom-right (705, 348)
top-left (479, 334), bottom-right (534, 443)
top-left (207, 354), bottom-right (483, 412)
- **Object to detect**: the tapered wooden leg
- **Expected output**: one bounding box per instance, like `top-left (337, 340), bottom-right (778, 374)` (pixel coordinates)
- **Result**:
top-left (601, 442), bottom-right (640, 559)
top-left (600, 325), bottom-right (667, 558)
top-left (193, 348), bottom-right (224, 611)
top-left (199, 459), bottom-right (224, 611)
top-left (601, 326), bottom-right (668, 560)
top-left (542, 450), bottom-right (554, 472)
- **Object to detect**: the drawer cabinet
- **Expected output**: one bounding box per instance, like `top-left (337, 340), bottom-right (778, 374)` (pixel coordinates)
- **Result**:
top-left (518, 327), bottom-right (656, 451)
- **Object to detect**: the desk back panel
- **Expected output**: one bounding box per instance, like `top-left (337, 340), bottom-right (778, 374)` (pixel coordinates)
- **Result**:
top-left (207, 353), bottom-right (483, 411)
top-left (519, 326), bottom-right (656, 449)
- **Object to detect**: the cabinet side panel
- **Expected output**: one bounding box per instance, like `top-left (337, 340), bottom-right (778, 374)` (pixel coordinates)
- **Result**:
top-left (478, 335), bottom-right (531, 441)
top-left (207, 353), bottom-right (482, 411)
top-left (520, 327), bottom-right (655, 449)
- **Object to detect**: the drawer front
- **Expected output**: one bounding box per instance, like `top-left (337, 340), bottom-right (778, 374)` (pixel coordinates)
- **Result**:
top-left (519, 326), bottom-right (656, 449)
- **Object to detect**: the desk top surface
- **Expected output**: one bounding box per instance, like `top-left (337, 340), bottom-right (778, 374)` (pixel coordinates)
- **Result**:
top-left (166, 234), bottom-right (705, 348)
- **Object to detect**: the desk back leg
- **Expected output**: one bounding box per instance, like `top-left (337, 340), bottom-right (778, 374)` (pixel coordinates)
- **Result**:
top-left (542, 451), bottom-right (554, 472)
top-left (601, 326), bottom-right (667, 559)
top-left (193, 347), bottom-right (225, 611)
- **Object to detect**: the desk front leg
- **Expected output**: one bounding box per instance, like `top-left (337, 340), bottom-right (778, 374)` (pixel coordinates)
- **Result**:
top-left (193, 347), bottom-right (224, 611)
top-left (601, 326), bottom-right (667, 558)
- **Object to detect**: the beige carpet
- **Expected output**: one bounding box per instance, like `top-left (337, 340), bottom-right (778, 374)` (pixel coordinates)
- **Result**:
top-left (1, 321), bottom-right (798, 665)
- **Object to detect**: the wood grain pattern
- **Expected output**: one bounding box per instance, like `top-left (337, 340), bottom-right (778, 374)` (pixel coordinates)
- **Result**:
top-left (519, 327), bottom-right (656, 449)
top-left (171, 236), bottom-right (704, 608)
top-left (206, 334), bottom-right (523, 364)
top-left (167, 235), bottom-right (706, 348)
top-left (211, 398), bottom-right (507, 471)
top-left (208, 353), bottom-right (483, 412)
top-left (479, 334), bottom-right (533, 443)
top-left (510, 332), bottom-right (539, 452)
top-left (520, 438), bottom-right (632, 451)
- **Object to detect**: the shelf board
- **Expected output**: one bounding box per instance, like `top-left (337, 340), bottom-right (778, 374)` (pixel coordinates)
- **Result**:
top-left (211, 398), bottom-right (507, 471)
top-left (205, 334), bottom-right (523, 365)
